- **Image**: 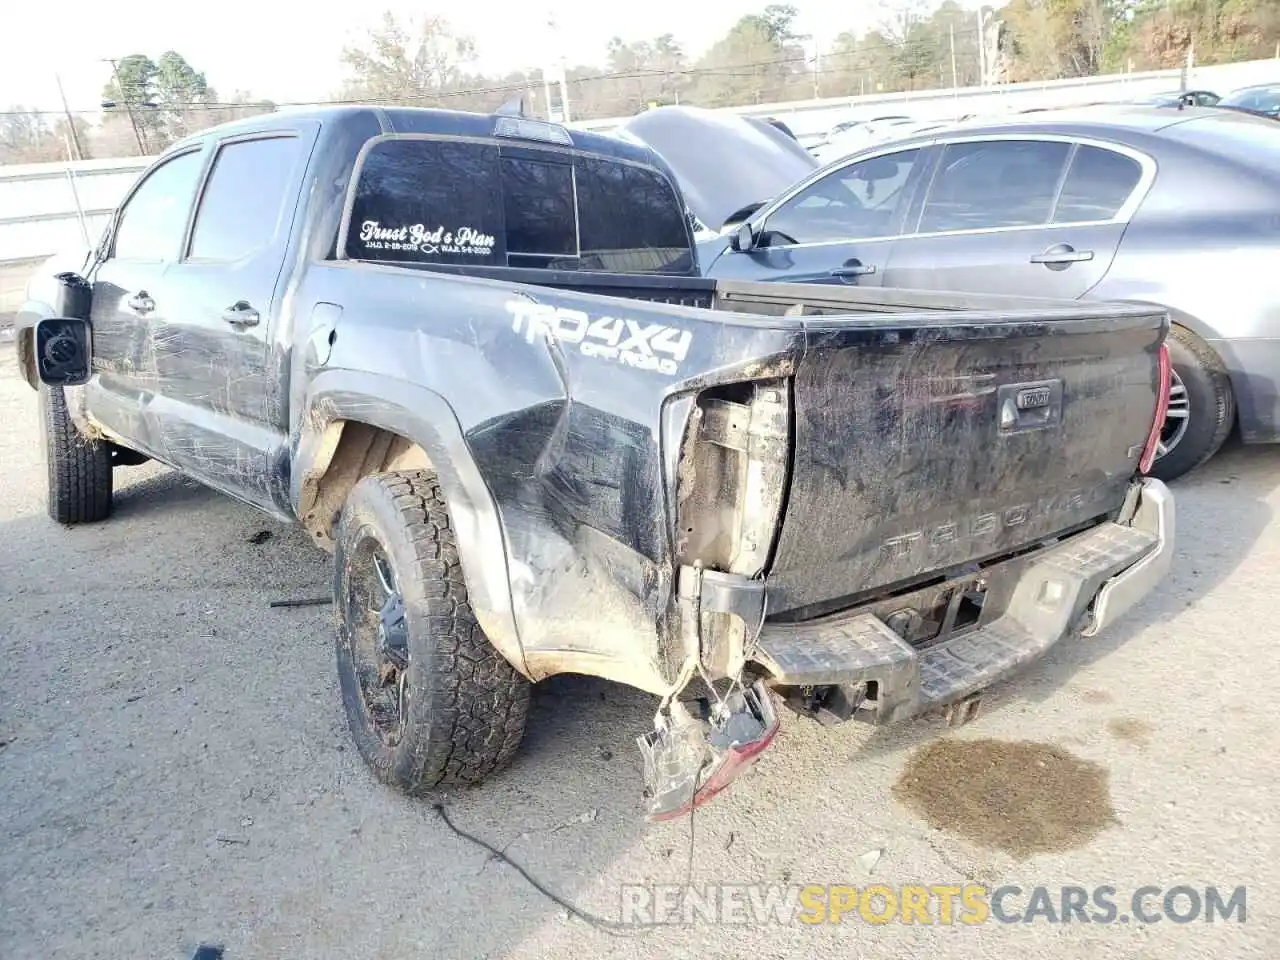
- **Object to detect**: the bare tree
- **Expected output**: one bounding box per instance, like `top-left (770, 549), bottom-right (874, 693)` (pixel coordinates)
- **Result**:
top-left (340, 12), bottom-right (478, 106)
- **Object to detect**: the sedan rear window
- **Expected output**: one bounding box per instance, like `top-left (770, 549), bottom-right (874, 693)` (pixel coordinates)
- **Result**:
top-left (345, 137), bottom-right (694, 274)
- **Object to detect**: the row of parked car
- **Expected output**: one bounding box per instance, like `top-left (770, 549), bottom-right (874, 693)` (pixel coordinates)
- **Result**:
top-left (623, 90), bottom-right (1280, 484)
top-left (804, 82), bottom-right (1280, 165)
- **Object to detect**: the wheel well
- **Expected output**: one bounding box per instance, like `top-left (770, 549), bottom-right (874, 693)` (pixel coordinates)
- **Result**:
top-left (297, 421), bottom-right (432, 551)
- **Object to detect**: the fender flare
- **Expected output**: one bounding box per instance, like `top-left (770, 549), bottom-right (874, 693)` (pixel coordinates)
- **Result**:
top-left (296, 368), bottom-right (525, 674)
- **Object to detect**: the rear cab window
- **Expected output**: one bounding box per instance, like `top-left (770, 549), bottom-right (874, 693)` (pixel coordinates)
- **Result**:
top-left (343, 136), bottom-right (694, 274)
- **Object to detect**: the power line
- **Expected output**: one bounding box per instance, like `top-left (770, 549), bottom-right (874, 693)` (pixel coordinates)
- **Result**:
top-left (2, 30), bottom-right (990, 119)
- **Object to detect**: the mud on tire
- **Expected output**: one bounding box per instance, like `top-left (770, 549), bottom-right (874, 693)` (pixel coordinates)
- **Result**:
top-left (1149, 325), bottom-right (1235, 483)
top-left (334, 469), bottom-right (530, 794)
top-left (40, 384), bottom-right (113, 524)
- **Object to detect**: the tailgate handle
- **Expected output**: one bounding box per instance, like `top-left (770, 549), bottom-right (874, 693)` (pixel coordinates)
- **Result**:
top-left (1030, 244), bottom-right (1094, 266)
top-left (830, 259), bottom-right (876, 280)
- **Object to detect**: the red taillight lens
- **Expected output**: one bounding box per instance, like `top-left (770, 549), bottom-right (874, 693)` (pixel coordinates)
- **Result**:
top-left (1139, 341), bottom-right (1172, 474)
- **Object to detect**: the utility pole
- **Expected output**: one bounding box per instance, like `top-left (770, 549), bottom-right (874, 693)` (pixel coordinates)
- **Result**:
top-left (949, 24), bottom-right (958, 89)
top-left (543, 68), bottom-right (555, 121)
top-left (559, 62), bottom-right (571, 124)
top-left (976, 11), bottom-right (986, 87)
top-left (544, 10), bottom-right (570, 123)
top-left (104, 57), bottom-right (146, 155)
top-left (811, 32), bottom-right (821, 99)
top-left (54, 73), bottom-right (84, 161)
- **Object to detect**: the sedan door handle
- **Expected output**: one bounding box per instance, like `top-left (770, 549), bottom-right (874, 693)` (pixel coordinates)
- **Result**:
top-left (1030, 245), bottom-right (1094, 265)
top-left (127, 291), bottom-right (155, 314)
top-left (222, 300), bottom-right (260, 328)
top-left (830, 260), bottom-right (877, 279)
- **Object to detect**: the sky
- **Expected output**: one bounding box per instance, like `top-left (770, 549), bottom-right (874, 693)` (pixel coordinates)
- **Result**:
top-left (1, 0), bottom-right (980, 118)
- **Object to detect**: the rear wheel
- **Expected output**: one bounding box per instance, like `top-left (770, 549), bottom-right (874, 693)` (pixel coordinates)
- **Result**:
top-left (1149, 326), bottom-right (1235, 483)
top-left (334, 469), bottom-right (530, 794)
top-left (40, 384), bottom-right (113, 524)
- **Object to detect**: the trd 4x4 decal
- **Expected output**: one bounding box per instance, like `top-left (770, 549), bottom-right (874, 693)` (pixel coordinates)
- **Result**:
top-left (506, 301), bottom-right (693, 376)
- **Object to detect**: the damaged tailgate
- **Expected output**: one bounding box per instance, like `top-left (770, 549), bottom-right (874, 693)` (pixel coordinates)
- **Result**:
top-left (766, 305), bottom-right (1168, 620)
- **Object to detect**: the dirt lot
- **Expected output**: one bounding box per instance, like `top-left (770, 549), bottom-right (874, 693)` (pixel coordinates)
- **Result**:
top-left (1, 343), bottom-right (1277, 959)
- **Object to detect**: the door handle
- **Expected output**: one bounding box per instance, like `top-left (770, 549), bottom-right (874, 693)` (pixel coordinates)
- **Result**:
top-left (830, 260), bottom-right (877, 279)
top-left (127, 291), bottom-right (155, 314)
top-left (222, 300), bottom-right (260, 328)
top-left (1030, 245), bottom-right (1094, 265)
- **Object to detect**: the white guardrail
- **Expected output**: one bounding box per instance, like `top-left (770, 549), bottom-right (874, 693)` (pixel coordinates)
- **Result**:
top-left (2, 56), bottom-right (1278, 273)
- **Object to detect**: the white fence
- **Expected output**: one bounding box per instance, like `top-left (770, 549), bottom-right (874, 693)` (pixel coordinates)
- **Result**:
top-left (0, 156), bottom-right (149, 265)
top-left (2, 55), bottom-right (1278, 271)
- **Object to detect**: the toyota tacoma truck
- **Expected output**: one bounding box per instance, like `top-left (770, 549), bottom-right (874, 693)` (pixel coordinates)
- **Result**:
top-left (15, 105), bottom-right (1175, 820)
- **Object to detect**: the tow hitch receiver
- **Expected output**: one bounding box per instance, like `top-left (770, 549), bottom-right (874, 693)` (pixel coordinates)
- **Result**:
top-left (637, 679), bottom-right (779, 821)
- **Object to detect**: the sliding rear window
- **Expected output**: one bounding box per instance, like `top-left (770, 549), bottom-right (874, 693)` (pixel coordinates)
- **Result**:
top-left (344, 136), bottom-right (694, 274)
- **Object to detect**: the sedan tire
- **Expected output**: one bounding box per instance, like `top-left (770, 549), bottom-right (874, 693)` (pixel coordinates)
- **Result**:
top-left (1149, 325), bottom-right (1235, 483)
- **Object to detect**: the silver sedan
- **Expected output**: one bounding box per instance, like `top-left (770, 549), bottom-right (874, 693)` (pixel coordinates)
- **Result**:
top-left (634, 105), bottom-right (1280, 482)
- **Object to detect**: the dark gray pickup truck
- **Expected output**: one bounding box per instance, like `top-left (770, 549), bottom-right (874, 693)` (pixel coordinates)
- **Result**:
top-left (16, 105), bottom-right (1175, 819)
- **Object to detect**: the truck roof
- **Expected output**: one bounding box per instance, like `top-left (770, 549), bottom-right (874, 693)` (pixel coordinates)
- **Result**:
top-left (166, 103), bottom-right (661, 168)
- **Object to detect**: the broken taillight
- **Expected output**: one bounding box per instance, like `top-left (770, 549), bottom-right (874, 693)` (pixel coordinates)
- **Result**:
top-left (1139, 341), bottom-right (1172, 474)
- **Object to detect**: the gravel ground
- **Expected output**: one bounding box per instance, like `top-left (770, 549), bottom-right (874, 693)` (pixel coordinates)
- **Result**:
top-left (1, 342), bottom-right (1277, 959)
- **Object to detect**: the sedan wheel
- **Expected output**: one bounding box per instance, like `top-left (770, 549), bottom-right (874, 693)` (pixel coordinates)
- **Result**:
top-left (1156, 370), bottom-right (1191, 459)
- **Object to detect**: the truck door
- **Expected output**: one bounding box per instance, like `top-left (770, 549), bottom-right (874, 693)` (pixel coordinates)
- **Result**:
top-left (705, 145), bottom-right (928, 287)
top-left (147, 129), bottom-right (315, 513)
top-left (84, 147), bottom-right (206, 448)
top-left (882, 138), bottom-right (1146, 300)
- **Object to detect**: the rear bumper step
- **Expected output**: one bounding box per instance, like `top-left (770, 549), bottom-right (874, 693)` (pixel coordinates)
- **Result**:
top-left (752, 478), bottom-right (1173, 725)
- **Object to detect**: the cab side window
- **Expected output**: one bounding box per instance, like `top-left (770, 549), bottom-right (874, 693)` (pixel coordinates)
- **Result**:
top-left (111, 150), bottom-right (205, 262)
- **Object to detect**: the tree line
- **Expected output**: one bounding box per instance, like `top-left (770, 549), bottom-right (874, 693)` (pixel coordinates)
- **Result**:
top-left (1, 51), bottom-right (274, 164)
top-left (3, 0), bottom-right (1278, 165)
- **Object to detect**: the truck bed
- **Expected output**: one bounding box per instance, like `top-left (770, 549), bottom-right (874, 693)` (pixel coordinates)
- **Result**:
top-left (395, 260), bottom-right (1166, 623)
top-left (378, 260), bottom-right (1128, 318)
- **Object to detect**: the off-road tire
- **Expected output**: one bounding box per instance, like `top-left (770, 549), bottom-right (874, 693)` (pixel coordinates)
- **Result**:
top-left (40, 384), bottom-right (113, 524)
top-left (334, 469), bottom-right (530, 794)
top-left (1150, 325), bottom-right (1235, 483)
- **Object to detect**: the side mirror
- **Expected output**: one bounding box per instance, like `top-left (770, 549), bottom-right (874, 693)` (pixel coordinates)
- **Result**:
top-left (730, 221), bottom-right (756, 252)
top-left (35, 317), bottom-right (93, 386)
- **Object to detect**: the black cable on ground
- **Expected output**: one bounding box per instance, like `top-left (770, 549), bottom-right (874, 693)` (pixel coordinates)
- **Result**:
top-left (431, 802), bottom-right (651, 937)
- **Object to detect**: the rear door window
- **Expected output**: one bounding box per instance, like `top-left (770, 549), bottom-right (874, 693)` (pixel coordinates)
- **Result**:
top-left (919, 139), bottom-right (1072, 233)
top-left (344, 137), bottom-right (693, 273)
top-left (188, 136), bottom-right (302, 261)
top-left (1052, 145), bottom-right (1144, 223)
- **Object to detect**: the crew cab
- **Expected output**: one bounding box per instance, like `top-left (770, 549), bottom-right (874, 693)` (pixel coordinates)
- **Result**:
top-left (15, 105), bottom-right (1175, 819)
